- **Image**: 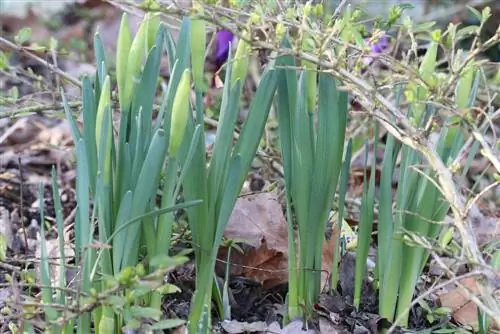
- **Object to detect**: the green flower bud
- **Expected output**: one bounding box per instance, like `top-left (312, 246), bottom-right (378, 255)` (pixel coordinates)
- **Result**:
top-left (303, 3), bottom-right (312, 16)
top-left (231, 30), bottom-right (251, 85)
top-left (118, 267), bottom-right (135, 286)
top-left (314, 4), bottom-right (324, 17)
top-left (276, 23), bottom-right (286, 41)
top-left (123, 14), bottom-right (150, 110)
top-left (169, 69), bottom-right (191, 157)
top-left (116, 13), bottom-right (132, 112)
top-left (250, 12), bottom-right (260, 25)
top-left (190, 3), bottom-right (207, 91)
top-left (135, 263), bottom-right (146, 277)
top-left (95, 75), bottom-right (111, 153)
top-left (146, 13), bottom-right (161, 51)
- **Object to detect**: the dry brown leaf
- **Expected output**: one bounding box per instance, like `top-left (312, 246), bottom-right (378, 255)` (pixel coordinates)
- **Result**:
top-left (35, 231), bottom-right (75, 286)
top-left (219, 192), bottom-right (339, 290)
top-left (438, 277), bottom-right (500, 331)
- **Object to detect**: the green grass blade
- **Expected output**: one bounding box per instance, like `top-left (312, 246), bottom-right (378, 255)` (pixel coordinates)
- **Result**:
top-left (61, 89), bottom-right (82, 141)
top-left (50, 167), bottom-right (66, 308)
top-left (354, 126), bottom-right (378, 308)
top-left (38, 183), bottom-right (58, 323)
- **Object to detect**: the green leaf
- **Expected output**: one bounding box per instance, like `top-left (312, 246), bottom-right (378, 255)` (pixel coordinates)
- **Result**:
top-left (467, 6), bottom-right (482, 22)
top-left (156, 283), bottom-right (182, 294)
top-left (38, 183), bottom-right (58, 322)
top-left (51, 167), bottom-right (66, 306)
top-left (481, 6), bottom-right (491, 23)
top-left (14, 27), bottom-right (32, 45)
top-left (130, 306), bottom-right (162, 321)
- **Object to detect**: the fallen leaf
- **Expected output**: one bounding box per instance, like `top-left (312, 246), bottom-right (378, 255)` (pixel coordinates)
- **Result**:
top-left (281, 320), bottom-right (316, 333)
top-left (35, 231), bottom-right (75, 286)
top-left (219, 191), bottom-right (340, 291)
top-left (438, 277), bottom-right (499, 331)
top-left (319, 317), bottom-right (347, 334)
top-left (452, 301), bottom-right (479, 330)
top-left (220, 320), bottom-right (268, 333)
top-left (438, 277), bottom-right (479, 311)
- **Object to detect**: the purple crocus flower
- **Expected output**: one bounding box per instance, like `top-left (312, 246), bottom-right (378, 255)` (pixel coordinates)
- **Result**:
top-left (370, 35), bottom-right (390, 53)
top-left (214, 30), bottom-right (234, 66)
top-left (362, 35), bottom-right (391, 69)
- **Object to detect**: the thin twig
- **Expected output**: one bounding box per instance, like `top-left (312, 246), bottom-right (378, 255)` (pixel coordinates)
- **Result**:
top-left (387, 270), bottom-right (488, 332)
top-left (0, 36), bottom-right (81, 88)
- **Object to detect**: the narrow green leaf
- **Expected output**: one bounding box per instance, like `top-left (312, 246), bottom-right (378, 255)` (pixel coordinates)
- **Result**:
top-left (39, 182), bottom-right (58, 321)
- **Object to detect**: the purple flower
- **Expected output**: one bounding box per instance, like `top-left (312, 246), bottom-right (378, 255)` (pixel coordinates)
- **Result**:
top-left (370, 35), bottom-right (390, 53)
top-left (362, 35), bottom-right (391, 69)
top-left (214, 30), bottom-right (234, 65)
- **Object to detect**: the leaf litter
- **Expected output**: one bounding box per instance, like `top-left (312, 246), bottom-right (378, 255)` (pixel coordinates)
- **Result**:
top-left (1, 1), bottom-right (499, 333)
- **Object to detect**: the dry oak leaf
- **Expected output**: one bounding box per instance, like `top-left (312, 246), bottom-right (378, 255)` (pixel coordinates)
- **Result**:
top-left (220, 192), bottom-right (338, 290)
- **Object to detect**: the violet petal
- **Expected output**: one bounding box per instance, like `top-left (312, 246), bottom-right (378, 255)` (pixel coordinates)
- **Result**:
top-left (215, 30), bottom-right (234, 63)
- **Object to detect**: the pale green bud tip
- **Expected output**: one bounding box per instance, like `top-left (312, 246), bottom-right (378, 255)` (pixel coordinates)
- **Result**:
top-left (169, 69), bottom-right (191, 157)
top-left (431, 29), bottom-right (441, 42)
top-left (96, 75), bottom-right (111, 148)
top-left (303, 3), bottom-right (312, 16)
top-left (231, 33), bottom-right (251, 84)
top-left (276, 23), bottom-right (286, 41)
top-left (117, 13), bottom-right (132, 104)
top-left (250, 12), bottom-right (260, 24)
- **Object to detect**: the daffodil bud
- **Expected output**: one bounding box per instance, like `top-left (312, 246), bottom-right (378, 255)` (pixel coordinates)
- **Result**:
top-left (190, 2), bottom-right (206, 91)
top-left (96, 75), bottom-right (111, 153)
top-left (116, 13), bottom-right (132, 111)
top-left (276, 23), bottom-right (286, 41)
top-left (123, 14), bottom-right (149, 110)
top-left (169, 69), bottom-right (191, 157)
top-left (146, 13), bottom-right (161, 51)
top-left (303, 2), bottom-right (312, 17)
top-left (231, 30), bottom-right (251, 85)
